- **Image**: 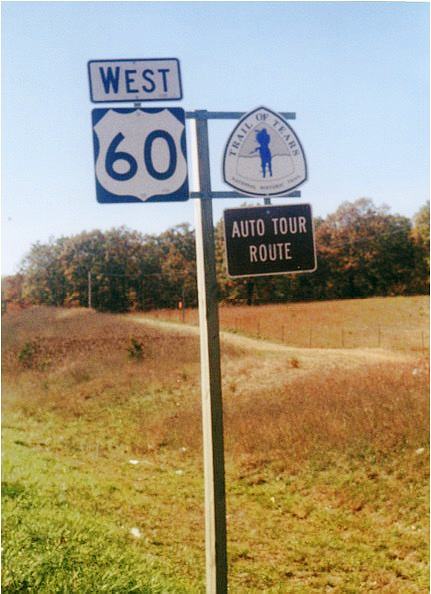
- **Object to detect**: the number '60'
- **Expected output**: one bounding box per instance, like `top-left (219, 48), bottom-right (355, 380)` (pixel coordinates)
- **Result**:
top-left (106, 131), bottom-right (178, 181)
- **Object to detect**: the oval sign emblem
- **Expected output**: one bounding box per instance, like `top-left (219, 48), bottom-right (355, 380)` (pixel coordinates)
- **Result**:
top-left (223, 106), bottom-right (307, 197)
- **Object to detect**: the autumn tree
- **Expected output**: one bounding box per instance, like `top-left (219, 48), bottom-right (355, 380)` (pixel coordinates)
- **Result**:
top-left (21, 239), bottom-right (68, 305)
top-left (19, 225), bottom-right (198, 312)
top-left (215, 198), bottom-right (426, 304)
top-left (155, 224), bottom-right (197, 308)
top-left (2, 273), bottom-right (26, 313)
top-left (411, 201), bottom-right (430, 292)
top-left (306, 199), bottom-right (418, 299)
top-left (17, 199), bottom-right (428, 312)
top-left (413, 201), bottom-right (430, 248)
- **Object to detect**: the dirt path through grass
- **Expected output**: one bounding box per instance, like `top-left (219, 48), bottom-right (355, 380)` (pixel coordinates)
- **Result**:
top-left (125, 314), bottom-right (417, 373)
top-left (125, 314), bottom-right (423, 401)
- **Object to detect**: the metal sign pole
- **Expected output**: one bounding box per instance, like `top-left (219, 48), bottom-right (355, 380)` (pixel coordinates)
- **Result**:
top-left (191, 110), bottom-right (228, 594)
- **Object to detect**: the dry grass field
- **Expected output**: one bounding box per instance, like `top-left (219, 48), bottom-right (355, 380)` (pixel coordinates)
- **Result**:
top-left (2, 298), bottom-right (429, 592)
top-left (148, 295), bottom-right (429, 350)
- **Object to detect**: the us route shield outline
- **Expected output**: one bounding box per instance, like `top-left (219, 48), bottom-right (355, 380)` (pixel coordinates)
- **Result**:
top-left (223, 106), bottom-right (307, 197)
top-left (92, 107), bottom-right (189, 203)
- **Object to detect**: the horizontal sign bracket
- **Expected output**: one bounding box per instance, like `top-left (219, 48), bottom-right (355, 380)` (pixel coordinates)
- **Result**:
top-left (190, 190), bottom-right (301, 200)
top-left (186, 111), bottom-right (296, 120)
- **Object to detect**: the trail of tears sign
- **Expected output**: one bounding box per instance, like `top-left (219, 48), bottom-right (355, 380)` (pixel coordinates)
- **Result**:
top-left (223, 203), bottom-right (316, 278)
top-left (223, 106), bottom-right (307, 197)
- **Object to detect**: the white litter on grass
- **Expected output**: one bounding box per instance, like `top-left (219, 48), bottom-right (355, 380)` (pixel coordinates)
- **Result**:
top-left (129, 459), bottom-right (139, 465)
top-left (175, 469), bottom-right (184, 475)
top-left (130, 527), bottom-right (142, 539)
top-left (412, 368), bottom-right (420, 376)
top-left (415, 448), bottom-right (425, 455)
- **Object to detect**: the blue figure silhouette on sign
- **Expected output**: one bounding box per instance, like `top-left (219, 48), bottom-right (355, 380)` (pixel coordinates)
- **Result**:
top-left (250, 128), bottom-right (272, 178)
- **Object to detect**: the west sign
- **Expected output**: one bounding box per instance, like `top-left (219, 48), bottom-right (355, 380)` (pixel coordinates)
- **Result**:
top-left (223, 106), bottom-right (307, 197)
top-left (223, 203), bottom-right (316, 278)
top-left (88, 58), bottom-right (183, 103)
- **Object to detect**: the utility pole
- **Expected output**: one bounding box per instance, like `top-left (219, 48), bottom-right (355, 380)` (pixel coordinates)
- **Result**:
top-left (182, 283), bottom-right (186, 323)
top-left (88, 271), bottom-right (92, 309)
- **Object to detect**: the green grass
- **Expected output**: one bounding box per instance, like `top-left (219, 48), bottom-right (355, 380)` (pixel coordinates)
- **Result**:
top-left (3, 412), bottom-right (428, 593)
top-left (2, 306), bottom-right (429, 592)
top-left (2, 413), bottom-right (202, 593)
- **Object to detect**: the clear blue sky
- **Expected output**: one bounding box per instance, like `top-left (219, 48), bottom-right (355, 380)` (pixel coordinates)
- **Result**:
top-left (2, 1), bottom-right (429, 275)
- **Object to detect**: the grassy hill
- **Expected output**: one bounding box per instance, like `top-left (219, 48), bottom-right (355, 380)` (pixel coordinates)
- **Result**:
top-left (2, 300), bottom-right (429, 592)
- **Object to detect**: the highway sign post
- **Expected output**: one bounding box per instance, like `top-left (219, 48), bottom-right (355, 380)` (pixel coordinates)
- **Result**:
top-left (191, 113), bottom-right (228, 593)
top-left (189, 112), bottom-right (308, 593)
top-left (88, 59), bottom-right (314, 594)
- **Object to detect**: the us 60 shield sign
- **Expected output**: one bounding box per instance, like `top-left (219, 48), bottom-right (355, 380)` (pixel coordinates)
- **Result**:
top-left (91, 107), bottom-right (189, 203)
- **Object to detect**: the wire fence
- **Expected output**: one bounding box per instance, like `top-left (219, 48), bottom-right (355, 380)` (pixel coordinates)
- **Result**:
top-left (147, 308), bottom-right (429, 351)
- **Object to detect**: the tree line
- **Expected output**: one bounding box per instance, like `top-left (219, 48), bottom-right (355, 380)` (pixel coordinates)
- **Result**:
top-left (3, 199), bottom-right (429, 312)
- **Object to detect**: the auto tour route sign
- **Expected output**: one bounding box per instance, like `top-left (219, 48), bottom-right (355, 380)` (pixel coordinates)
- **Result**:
top-left (223, 106), bottom-right (307, 197)
top-left (223, 203), bottom-right (316, 278)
